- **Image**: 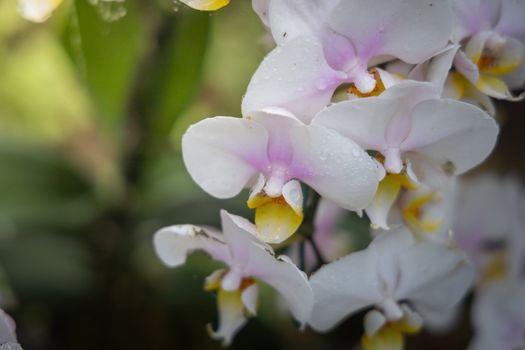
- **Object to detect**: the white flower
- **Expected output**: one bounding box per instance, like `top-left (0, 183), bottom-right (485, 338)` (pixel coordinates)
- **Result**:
top-left (154, 210), bottom-right (313, 345)
top-left (449, 0), bottom-right (525, 101)
top-left (469, 280), bottom-right (525, 350)
top-left (309, 226), bottom-right (474, 348)
top-left (244, 0), bottom-right (452, 118)
top-left (312, 81), bottom-right (499, 229)
top-left (454, 174), bottom-right (525, 282)
top-left (182, 107), bottom-right (382, 243)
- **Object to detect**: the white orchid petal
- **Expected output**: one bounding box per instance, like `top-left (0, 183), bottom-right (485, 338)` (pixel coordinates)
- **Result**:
top-left (329, 0), bottom-right (451, 64)
top-left (290, 124), bottom-right (382, 211)
top-left (180, 0), bottom-right (230, 11)
top-left (153, 225), bottom-right (231, 268)
top-left (220, 210), bottom-right (270, 269)
top-left (495, 0), bottom-right (525, 39)
top-left (247, 253), bottom-right (313, 326)
top-left (396, 243), bottom-right (475, 311)
top-left (451, 0), bottom-right (502, 41)
top-left (241, 284), bottom-right (259, 316)
top-left (408, 45), bottom-right (460, 93)
top-left (454, 49), bottom-right (481, 84)
top-left (364, 310), bottom-right (387, 338)
top-left (182, 116), bottom-right (269, 199)
top-left (242, 37), bottom-right (346, 123)
top-left (401, 99), bottom-right (499, 175)
top-left (309, 249), bottom-right (382, 332)
top-left (313, 98), bottom-right (392, 151)
top-left (282, 180), bottom-right (303, 215)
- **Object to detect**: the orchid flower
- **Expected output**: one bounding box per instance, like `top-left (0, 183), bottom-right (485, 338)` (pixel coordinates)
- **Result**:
top-left (309, 226), bottom-right (474, 350)
top-left (396, 182), bottom-right (457, 243)
top-left (312, 81), bottom-right (499, 229)
top-left (243, 0), bottom-right (451, 119)
top-left (450, 0), bottom-right (525, 101)
top-left (469, 281), bottom-right (525, 350)
top-left (182, 107), bottom-right (382, 243)
top-left (154, 210), bottom-right (313, 346)
top-left (18, 0), bottom-right (62, 22)
top-left (454, 174), bottom-right (525, 283)
top-left (178, 0), bottom-right (230, 11)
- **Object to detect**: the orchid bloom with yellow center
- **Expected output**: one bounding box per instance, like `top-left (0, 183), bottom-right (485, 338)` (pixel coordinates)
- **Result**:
top-left (154, 210), bottom-right (313, 345)
top-left (182, 107), bottom-right (382, 244)
top-left (179, 0), bottom-right (230, 11)
top-left (244, 0), bottom-right (452, 120)
top-left (309, 226), bottom-right (475, 350)
top-left (313, 81), bottom-right (498, 230)
top-left (18, 0), bottom-right (62, 22)
top-left (450, 0), bottom-right (525, 101)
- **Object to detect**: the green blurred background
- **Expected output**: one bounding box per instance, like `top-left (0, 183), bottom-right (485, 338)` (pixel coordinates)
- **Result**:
top-left (0, 0), bottom-right (524, 349)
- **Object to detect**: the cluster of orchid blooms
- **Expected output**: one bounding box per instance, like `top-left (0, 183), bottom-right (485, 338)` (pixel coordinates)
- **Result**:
top-left (158, 0), bottom-right (525, 349)
top-left (6, 0), bottom-right (525, 349)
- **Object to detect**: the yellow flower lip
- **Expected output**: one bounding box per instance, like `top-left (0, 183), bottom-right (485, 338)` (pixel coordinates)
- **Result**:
top-left (247, 194), bottom-right (304, 244)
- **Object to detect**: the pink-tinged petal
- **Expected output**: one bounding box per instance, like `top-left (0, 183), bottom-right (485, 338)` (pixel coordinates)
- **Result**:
top-left (182, 116), bottom-right (269, 199)
top-left (153, 224), bottom-right (231, 268)
top-left (242, 37), bottom-right (346, 124)
top-left (314, 81), bottom-right (438, 154)
top-left (451, 0), bottom-right (502, 41)
top-left (246, 252), bottom-right (313, 326)
top-left (454, 49), bottom-right (481, 84)
top-left (309, 248), bottom-right (382, 332)
top-left (329, 0), bottom-right (452, 64)
top-left (495, 0), bottom-right (525, 40)
top-left (408, 45), bottom-right (461, 94)
top-left (395, 243), bottom-right (475, 312)
top-left (0, 309), bottom-right (17, 344)
top-left (220, 210), bottom-right (271, 270)
top-left (290, 124), bottom-right (382, 211)
top-left (249, 107), bottom-right (301, 167)
top-left (267, 0), bottom-right (339, 46)
top-left (266, 0), bottom-right (355, 70)
top-left (401, 99), bottom-right (499, 175)
top-left (313, 98), bottom-right (393, 151)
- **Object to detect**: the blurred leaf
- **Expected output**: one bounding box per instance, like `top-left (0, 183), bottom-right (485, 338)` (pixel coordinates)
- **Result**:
top-left (0, 30), bottom-right (93, 144)
top-left (0, 140), bottom-right (96, 230)
top-left (146, 11), bottom-right (210, 141)
top-left (0, 232), bottom-right (94, 300)
top-left (66, 0), bottom-right (148, 130)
